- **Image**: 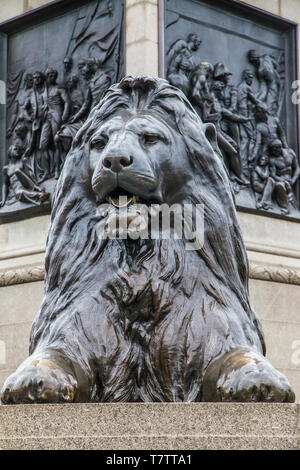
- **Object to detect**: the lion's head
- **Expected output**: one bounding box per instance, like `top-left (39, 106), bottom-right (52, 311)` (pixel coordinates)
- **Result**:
top-left (29, 77), bottom-right (265, 401)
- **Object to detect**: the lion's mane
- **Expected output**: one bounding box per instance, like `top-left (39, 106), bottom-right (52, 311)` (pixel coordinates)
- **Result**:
top-left (29, 77), bottom-right (265, 402)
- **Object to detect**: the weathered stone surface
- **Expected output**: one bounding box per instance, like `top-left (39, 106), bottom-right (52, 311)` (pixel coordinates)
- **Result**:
top-left (0, 281), bottom-right (44, 324)
top-left (126, 0), bottom-right (158, 76)
top-left (0, 403), bottom-right (299, 450)
top-left (25, 0), bottom-right (52, 11)
top-left (0, 215), bottom-right (50, 261)
top-left (238, 212), bottom-right (300, 259)
top-left (0, 0), bottom-right (23, 22)
top-left (242, 0), bottom-right (280, 15)
top-left (0, 322), bottom-right (33, 372)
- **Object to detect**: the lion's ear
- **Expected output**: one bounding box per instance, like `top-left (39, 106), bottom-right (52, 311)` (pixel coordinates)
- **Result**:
top-left (203, 123), bottom-right (221, 155)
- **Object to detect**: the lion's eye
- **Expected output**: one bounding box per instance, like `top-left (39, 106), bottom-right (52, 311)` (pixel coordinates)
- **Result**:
top-left (91, 136), bottom-right (108, 151)
top-left (142, 134), bottom-right (160, 146)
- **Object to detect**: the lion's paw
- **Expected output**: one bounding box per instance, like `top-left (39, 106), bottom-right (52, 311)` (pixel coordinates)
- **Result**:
top-left (216, 362), bottom-right (294, 402)
top-left (1, 359), bottom-right (77, 404)
top-left (203, 349), bottom-right (295, 403)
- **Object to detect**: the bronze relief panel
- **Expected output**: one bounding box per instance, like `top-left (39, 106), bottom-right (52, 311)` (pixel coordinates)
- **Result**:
top-left (0, 0), bottom-right (125, 222)
top-left (164, 0), bottom-right (300, 220)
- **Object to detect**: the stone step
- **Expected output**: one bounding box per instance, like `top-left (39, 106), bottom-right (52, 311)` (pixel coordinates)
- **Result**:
top-left (0, 403), bottom-right (299, 450)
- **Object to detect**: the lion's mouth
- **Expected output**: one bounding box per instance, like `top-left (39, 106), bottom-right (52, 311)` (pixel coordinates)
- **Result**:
top-left (105, 187), bottom-right (141, 208)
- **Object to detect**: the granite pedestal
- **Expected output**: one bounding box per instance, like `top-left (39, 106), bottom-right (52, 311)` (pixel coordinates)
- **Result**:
top-left (0, 403), bottom-right (299, 450)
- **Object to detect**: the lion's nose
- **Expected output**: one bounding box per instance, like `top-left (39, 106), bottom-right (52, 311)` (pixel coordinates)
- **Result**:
top-left (103, 154), bottom-right (133, 172)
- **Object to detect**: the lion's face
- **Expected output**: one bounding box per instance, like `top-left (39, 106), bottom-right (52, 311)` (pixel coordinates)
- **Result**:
top-left (89, 111), bottom-right (192, 207)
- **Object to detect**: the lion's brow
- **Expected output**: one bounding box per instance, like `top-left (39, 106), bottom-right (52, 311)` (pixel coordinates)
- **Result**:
top-left (94, 120), bottom-right (123, 136)
top-left (125, 119), bottom-right (171, 140)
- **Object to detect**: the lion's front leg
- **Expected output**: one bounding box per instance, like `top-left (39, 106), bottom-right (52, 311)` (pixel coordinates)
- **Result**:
top-left (1, 350), bottom-right (87, 404)
top-left (202, 348), bottom-right (295, 403)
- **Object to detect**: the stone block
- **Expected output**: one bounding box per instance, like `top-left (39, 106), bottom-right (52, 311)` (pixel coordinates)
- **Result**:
top-left (126, 40), bottom-right (158, 76)
top-left (126, 1), bottom-right (158, 45)
top-left (0, 281), bottom-right (44, 325)
top-left (261, 319), bottom-right (300, 371)
top-left (25, 0), bottom-right (52, 11)
top-left (0, 403), bottom-right (298, 449)
top-left (0, 215), bottom-right (50, 261)
top-left (0, 0), bottom-right (24, 22)
top-left (280, 0), bottom-right (300, 23)
top-left (241, 0), bottom-right (280, 15)
top-left (127, 0), bottom-right (157, 7)
top-left (238, 212), bottom-right (300, 258)
top-left (249, 279), bottom-right (300, 325)
top-left (0, 322), bottom-right (33, 373)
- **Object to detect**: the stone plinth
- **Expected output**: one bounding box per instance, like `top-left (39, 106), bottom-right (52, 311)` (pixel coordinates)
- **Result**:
top-left (0, 403), bottom-right (299, 450)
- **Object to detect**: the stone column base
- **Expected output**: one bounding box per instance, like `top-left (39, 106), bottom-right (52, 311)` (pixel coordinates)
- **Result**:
top-left (0, 403), bottom-right (299, 450)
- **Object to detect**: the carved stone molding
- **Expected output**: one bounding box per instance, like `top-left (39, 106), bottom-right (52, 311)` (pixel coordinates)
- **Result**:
top-left (0, 265), bottom-right (45, 287)
top-left (249, 262), bottom-right (300, 285)
top-left (1, 262), bottom-right (300, 287)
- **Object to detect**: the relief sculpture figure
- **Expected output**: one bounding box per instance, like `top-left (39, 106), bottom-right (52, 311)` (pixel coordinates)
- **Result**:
top-left (1, 77), bottom-right (295, 404)
top-left (6, 73), bottom-right (34, 140)
top-left (167, 34), bottom-right (201, 95)
top-left (0, 145), bottom-right (50, 208)
top-left (251, 102), bottom-right (288, 168)
top-left (237, 69), bottom-right (259, 182)
top-left (267, 139), bottom-right (300, 214)
top-left (214, 63), bottom-right (240, 150)
top-left (248, 49), bottom-right (283, 116)
top-left (210, 81), bottom-right (251, 182)
top-left (40, 68), bottom-right (71, 180)
top-left (56, 58), bottom-right (113, 161)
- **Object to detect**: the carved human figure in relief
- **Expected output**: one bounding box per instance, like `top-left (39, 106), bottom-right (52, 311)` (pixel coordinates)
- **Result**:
top-left (23, 71), bottom-right (48, 182)
top-left (190, 62), bottom-right (217, 122)
top-left (167, 34), bottom-right (201, 95)
top-left (213, 63), bottom-right (238, 113)
top-left (251, 154), bottom-right (273, 210)
top-left (251, 140), bottom-right (299, 214)
top-left (251, 102), bottom-right (288, 169)
top-left (237, 69), bottom-right (260, 182)
top-left (54, 74), bottom-right (84, 177)
top-left (66, 75), bottom-right (85, 118)
top-left (55, 58), bottom-right (113, 159)
top-left (268, 139), bottom-right (300, 214)
top-left (248, 49), bottom-right (282, 116)
top-left (11, 122), bottom-right (34, 176)
top-left (0, 144), bottom-right (50, 207)
top-left (210, 81), bottom-right (251, 181)
top-left (213, 63), bottom-right (242, 155)
top-left (38, 68), bottom-right (71, 179)
top-left (7, 73), bottom-right (34, 139)
top-left (63, 56), bottom-right (73, 82)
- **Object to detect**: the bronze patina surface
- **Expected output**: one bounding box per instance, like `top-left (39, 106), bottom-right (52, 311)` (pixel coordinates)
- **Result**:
top-left (0, 76), bottom-right (295, 404)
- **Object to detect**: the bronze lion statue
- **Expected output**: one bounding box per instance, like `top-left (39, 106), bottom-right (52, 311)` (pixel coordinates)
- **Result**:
top-left (1, 76), bottom-right (295, 403)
